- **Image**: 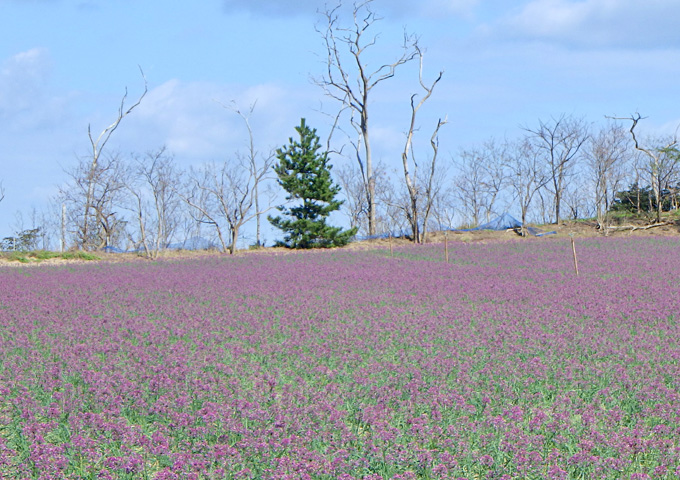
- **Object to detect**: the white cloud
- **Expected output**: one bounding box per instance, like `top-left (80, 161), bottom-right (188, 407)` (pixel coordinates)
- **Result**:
top-left (489, 0), bottom-right (680, 49)
top-left (0, 48), bottom-right (63, 127)
top-left (118, 79), bottom-right (322, 165)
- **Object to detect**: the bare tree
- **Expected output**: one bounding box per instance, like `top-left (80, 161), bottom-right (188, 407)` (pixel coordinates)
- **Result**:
top-left (336, 162), bottom-right (369, 234)
top-left (60, 152), bottom-right (130, 250)
top-left (610, 113), bottom-right (679, 223)
top-left (585, 122), bottom-right (631, 231)
top-left (0, 181), bottom-right (4, 204)
top-left (524, 114), bottom-right (589, 224)
top-left (316, 0), bottom-right (418, 236)
top-left (180, 167), bottom-right (229, 253)
top-left (78, 68), bottom-right (147, 250)
top-left (216, 101), bottom-right (275, 248)
top-left (453, 139), bottom-right (508, 227)
top-left (181, 154), bottom-right (274, 255)
top-left (562, 176), bottom-right (593, 221)
top-left (504, 139), bottom-right (550, 236)
top-left (125, 147), bottom-right (182, 258)
top-left (399, 46), bottom-right (445, 243)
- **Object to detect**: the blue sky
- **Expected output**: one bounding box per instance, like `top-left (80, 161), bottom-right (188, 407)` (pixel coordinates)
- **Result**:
top-left (1, 0), bottom-right (680, 240)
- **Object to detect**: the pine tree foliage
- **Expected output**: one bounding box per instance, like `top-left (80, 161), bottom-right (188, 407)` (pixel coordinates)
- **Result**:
top-left (268, 119), bottom-right (357, 248)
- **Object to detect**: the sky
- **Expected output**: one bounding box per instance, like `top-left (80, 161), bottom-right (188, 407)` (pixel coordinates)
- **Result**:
top-left (1, 0), bottom-right (680, 243)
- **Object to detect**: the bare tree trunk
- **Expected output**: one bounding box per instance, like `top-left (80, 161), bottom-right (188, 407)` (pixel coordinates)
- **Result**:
top-left (420, 118), bottom-right (447, 243)
top-left (524, 114), bottom-right (589, 225)
top-left (610, 113), bottom-right (679, 223)
top-left (315, 1), bottom-right (418, 236)
top-left (81, 69), bottom-right (147, 250)
top-left (400, 47), bottom-right (443, 243)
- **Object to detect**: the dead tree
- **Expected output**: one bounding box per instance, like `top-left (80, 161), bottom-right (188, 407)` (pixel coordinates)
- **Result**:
top-left (400, 46), bottom-right (445, 243)
top-left (79, 68), bottom-right (147, 250)
top-left (315, 0), bottom-right (418, 236)
top-left (524, 114), bottom-right (589, 224)
top-left (609, 113), bottom-right (679, 223)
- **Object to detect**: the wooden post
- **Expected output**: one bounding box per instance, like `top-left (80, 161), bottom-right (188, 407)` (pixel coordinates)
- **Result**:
top-left (389, 233), bottom-right (393, 257)
top-left (444, 232), bottom-right (449, 263)
top-left (570, 235), bottom-right (579, 276)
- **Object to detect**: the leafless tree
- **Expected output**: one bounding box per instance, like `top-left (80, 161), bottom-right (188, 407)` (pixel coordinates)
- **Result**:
top-left (609, 113), bottom-right (679, 223)
top-left (180, 167), bottom-right (229, 253)
top-left (216, 101), bottom-right (276, 248)
top-left (585, 122), bottom-right (631, 231)
top-left (60, 151), bottom-right (130, 250)
top-left (315, 0), bottom-right (418, 236)
top-left (336, 162), bottom-right (369, 234)
top-left (125, 147), bottom-right (182, 258)
top-left (562, 176), bottom-right (593, 221)
top-left (503, 139), bottom-right (550, 236)
top-left (399, 46), bottom-right (445, 243)
top-left (430, 184), bottom-right (458, 231)
top-left (77, 68), bottom-right (147, 250)
top-left (0, 181), bottom-right (4, 204)
top-left (181, 153), bottom-right (274, 255)
top-left (524, 114), bottom-right (589, 224)
top-left (453, 139), bottom-right (509, 226)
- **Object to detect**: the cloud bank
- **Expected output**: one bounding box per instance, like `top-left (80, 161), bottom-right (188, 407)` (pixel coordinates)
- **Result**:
top-left (493, 0), bottom-right (680, 49)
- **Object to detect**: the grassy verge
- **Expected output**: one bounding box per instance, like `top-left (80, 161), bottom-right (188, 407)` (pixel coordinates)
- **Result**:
top-left (0, 250), bottom-right (100, 263)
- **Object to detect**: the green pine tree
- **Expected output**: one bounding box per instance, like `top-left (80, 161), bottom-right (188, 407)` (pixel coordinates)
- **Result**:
top-left (268, 118), bottom-right (357, 249)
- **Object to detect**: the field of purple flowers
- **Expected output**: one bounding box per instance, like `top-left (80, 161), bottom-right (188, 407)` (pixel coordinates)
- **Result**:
top-left (1, 237), bottom-right (680, 479)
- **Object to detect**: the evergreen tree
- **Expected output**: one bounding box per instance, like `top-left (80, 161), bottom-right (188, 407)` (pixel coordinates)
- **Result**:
top-left (268, 119), bottom-right (357, 248)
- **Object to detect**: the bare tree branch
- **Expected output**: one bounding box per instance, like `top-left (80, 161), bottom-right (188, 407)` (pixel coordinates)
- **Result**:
top-left (607, 113), bottom-right (679, 222)
top-left (79, 67), bottom-right (148, 250)
top-left (314, 0), bottom-right (418, 236)
top-left (400, 45), bottom-right (444, 243)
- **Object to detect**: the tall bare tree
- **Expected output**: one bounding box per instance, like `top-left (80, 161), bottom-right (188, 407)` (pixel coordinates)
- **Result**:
top-left (316, 0), bottom-right (418, 236)
top-left (524, 114), bottom-right (589, 224)
top-left (216, 101), bottom-right (275, 248)
top-left (399, 46), bottom-right (445, 243)
top-left (79, 68), bottom-right (147, 250)
top-left (610, 113), bottom-right (679, 223)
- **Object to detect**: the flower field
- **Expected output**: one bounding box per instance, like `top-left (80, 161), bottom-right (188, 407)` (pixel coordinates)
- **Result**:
top-left (1, 237), bottom-right (680, 479)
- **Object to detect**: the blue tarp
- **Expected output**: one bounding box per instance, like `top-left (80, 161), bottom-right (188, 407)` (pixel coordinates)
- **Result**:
top-left (474, 212), bottom-right (523, 231)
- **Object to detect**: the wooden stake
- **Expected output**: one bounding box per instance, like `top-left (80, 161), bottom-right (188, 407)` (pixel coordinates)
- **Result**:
top-left (444, 232), bottom-right (449, 263)
top-left (570, 236), bottom-right (579, 276)
top-left (389, 233), bottom-right (393, 257)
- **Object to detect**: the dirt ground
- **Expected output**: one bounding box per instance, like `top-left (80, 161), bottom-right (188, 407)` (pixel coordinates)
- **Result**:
top-left (2, 217), bottom-right (679, 267)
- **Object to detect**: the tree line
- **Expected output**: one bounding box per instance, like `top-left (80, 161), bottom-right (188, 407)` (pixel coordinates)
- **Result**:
top-left (2, 0), bottom-right (679, 253)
